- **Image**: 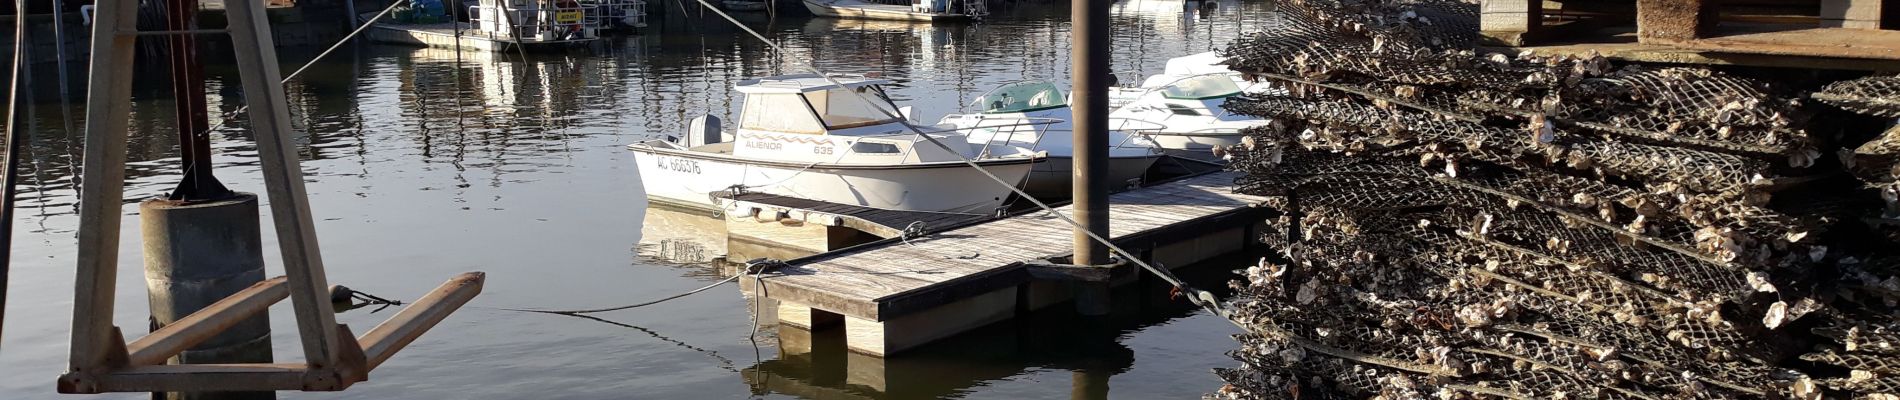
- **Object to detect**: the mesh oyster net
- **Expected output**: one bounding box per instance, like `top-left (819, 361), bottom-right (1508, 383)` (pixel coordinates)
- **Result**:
top-left (1208, 0), bottom-right (1900, 398)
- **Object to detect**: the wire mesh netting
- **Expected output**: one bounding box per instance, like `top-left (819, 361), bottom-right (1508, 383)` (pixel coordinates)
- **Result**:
top-left (1816, 75), bottom-right (1900, 118)
top-left (1209, 0), bottom-right (1900, 398)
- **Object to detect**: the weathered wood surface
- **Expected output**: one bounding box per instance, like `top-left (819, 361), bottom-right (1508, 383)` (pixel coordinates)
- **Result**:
top-left (755, 171), bottom-right (1268, 322)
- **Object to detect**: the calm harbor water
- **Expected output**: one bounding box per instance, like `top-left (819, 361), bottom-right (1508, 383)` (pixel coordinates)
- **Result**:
top-left (3, 1), bottom-right (1277, 397)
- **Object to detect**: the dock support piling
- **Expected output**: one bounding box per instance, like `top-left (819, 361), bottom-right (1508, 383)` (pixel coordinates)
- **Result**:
top-left (1071, 0), bottom-right (1111, 317)
top-left (140, 194), bottom-right (275, 400)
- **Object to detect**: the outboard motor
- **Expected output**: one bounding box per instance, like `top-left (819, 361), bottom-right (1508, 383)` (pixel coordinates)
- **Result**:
top-left (687, 115), bottom-right (723, 148)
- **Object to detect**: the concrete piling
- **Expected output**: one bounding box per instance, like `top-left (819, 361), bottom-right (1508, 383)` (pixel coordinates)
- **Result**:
top-left (140, 193), bottom-right (275, 400)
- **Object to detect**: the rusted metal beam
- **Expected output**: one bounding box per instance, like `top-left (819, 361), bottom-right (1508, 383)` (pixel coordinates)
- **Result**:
top-left (358, 272), bottom-right (486, 370)
top-left (163, 0), bottom-right (233, 202)
top-left (125, 277), bottom-right (289, 366)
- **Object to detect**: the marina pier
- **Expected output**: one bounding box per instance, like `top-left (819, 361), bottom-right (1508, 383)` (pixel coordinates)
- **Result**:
top-left (736, 171), bottom-right (1269, 356)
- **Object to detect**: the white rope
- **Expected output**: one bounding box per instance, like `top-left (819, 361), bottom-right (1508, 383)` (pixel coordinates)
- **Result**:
top-left (200, 0), bottom-right (406, 134)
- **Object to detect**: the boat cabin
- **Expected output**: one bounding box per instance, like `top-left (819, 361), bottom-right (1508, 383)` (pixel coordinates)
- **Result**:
top-left (1118, 74), bottom-right (1249, 121)
top-left (975, 81), bottom-right (1068, 114)
top-left (470, 0), bottom-right (599, 42)
top-left (717, 74), bottom-right (983, 164)
top-left (942, 81), bottom-right (1163, 159)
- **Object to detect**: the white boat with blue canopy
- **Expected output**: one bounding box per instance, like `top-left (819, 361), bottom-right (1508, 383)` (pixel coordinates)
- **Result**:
top-left (629, 74), bottom-right (1044, 215)
top-left (937, 81), bottom-right (1165, 199)
top-left (1107, 73), bottom-right (1272, 159)
top-left (1155, 51), bottom-right (1277, 95)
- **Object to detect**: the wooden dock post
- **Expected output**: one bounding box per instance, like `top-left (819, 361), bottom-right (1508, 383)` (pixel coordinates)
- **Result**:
top-left (140, 194), bottom-right (276, 400)
top-left (1071, 0), bottom-right (1112, 317)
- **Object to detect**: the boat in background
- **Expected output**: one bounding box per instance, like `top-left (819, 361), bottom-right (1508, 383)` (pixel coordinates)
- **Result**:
top-left (369, 0), bottom-right (600, 52)
top-left (584, 0), bottom-right (649, 30)
top-left (1108, 74), bottom-right (1272, 159)
top-left (630, 74), bottom-right (1043, 214)
top-left (803, 0), bottom-right (983, 21)
top-left (939, 81), bottom-right (1165, 200)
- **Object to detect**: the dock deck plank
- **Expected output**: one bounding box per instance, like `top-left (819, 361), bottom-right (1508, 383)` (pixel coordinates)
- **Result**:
top-left (755, 171), bottom-right (1268, 321)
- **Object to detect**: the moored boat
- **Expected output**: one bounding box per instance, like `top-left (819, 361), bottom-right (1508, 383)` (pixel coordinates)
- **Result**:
top-left (630, 74), bottom-right (1043, 215)
top-left (367, 0), bottom-right (601, 52)
top-left (1107, 73), bottom-right (1273, 159)
top-left (938, 81), bottom-right (1165, 200)
top-left (802, 0), bottom-right (979, 21)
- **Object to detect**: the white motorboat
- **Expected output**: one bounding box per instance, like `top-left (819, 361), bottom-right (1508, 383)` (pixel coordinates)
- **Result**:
top-left (803, 0), bottom-right (979, 21)
top-left (630, 74), bottom-right (1043, 215)
top-left (938, 81), bottom-right (1165, 200)
top-left (1110, 51), bottom-right (1276, 109)
top-left (1158, 51), bottom-right (1276, 94)
top-left (1108, 73), bottom-right (1272, 157)
top-left (369, 0), bottom-right (601, 52)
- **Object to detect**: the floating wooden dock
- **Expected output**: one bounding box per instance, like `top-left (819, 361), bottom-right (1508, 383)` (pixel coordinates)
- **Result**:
top-left (742, 171), bottom-right (1271, 356)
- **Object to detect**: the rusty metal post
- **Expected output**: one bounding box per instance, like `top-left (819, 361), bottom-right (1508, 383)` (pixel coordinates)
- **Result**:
top-left (1071, 0), bottom-right (1111, 316)
top-left (164, 0), bottom-right (232, 201)
top-left (140, 2), bottom-right (271, 399)
top-left (1, 0), bottom-right (37, 351)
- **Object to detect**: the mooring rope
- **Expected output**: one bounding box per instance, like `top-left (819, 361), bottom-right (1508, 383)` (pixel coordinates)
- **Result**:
top-left (678, 0), bottom-right (1239, 323)
top-left (488, 274), bottom-right (741, 315)
top-left (899, 221), bottom-right (981, 260)
top-left (196, 0), bottom-right (406, 135)
top-left (332, 260), bottom-right (790, 316)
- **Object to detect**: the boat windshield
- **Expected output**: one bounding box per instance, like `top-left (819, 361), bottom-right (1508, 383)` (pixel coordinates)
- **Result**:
top-left (1160, 75), bottom-right (1242, 100)
top-left (803, 86), bottom-right (903, 129)
top-left (739, 93), bottom-right (825, 134)
top-left (975, 82), bottom-right (1067, 113)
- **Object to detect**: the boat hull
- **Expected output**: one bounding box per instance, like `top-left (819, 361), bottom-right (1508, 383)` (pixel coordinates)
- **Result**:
top-left (632, 144), bottom-right (1038, 214)
top-left (1149, 131), bottom-right (1245, 150)
top-left (802, 0), bottom-right (970, 21)
top-left (723, 0), bottom-right (769, 11)
top-left (1017, 155), bottom-right (1162, 200)
top-left (368, 24), bottom-right (593, 52)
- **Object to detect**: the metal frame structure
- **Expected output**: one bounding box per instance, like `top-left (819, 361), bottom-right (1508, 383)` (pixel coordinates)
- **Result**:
top-left (57, 0), bottom-right (483, 393)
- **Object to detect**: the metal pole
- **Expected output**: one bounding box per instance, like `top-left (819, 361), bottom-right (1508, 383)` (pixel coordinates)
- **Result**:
top-left (1, 0), bottom-right (38, 352)
top-left (164, 0), bottom-right (231, 201)
top-left (1071, 0), bottom-right (1110, 316)
top-left (53, 0), bottom-right (73, 99)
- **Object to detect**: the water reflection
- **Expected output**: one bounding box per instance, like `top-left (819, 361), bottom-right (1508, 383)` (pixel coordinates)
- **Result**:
top-left (5, 1), bottom-right (1276, 398)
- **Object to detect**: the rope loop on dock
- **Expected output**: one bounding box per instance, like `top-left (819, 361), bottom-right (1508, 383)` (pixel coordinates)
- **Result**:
top-left (899, 221), bottom-right (981, 260)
